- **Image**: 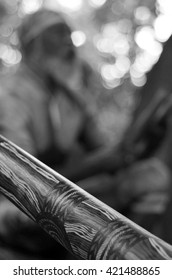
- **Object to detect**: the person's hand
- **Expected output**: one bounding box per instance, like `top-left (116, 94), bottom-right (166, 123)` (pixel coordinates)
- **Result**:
top-left (115, 158), bottom-right (171, 214)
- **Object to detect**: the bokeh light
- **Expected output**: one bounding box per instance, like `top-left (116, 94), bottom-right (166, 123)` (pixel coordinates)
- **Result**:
top-left (71, 31), bottom-right (86, 47)
top-left (154, 15), bottom-right (172, 42)
top-left (100, 63), bottom-right (122, 88)
top-left (134, 6), bottom-right (152, 24)
top-left (55, 0), bottom-right (83, 11)
top-left (0, 44), bottom-right (21, 66)
top-left (101, 64), bottom-right (115, 81)
top-left (112, 35), bottom-right (130, 56)
top-left (95, 22), bottom-right (130, 57)
top-left (131, 50), bottom-right (161, 76)
top-left (89, 0), bottom-right (107, 8)
top-left (96, 36), bottom-right (114, 54)
top-left (154, 0), bottom-right (172, 42)
top-left (131, 74), bottom-right (147, 87)
top-left (20, 0), bottom-right (43, 14)
top-left (135, 26), bottom-right (160, 55)
top-left (115, 56), bottom-right (130, 75)
top-left (157, 0), bottom-right (172, 15)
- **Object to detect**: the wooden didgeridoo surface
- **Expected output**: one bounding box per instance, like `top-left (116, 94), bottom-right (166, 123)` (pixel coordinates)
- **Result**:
top-left (0, 135), bottom-right (172, 260)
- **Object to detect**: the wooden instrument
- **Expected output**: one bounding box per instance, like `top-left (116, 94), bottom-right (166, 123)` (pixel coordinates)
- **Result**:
top-left (0, 135), bottom-right (171, 259)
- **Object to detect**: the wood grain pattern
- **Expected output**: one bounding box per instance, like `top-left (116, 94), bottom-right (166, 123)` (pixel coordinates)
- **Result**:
top-left (0, 135), bottom-right (172, 259)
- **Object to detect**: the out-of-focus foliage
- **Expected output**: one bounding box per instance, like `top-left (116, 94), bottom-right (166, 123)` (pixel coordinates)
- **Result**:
top-left (0, 0), bottom-right (171, 145)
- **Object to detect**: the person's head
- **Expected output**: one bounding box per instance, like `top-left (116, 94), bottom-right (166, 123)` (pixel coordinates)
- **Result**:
top-left (19, 9), bottom-right (77, 83)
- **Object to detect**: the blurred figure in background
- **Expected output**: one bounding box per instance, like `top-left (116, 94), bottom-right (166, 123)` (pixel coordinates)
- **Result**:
top-left (0, 8), bottom-right (104, 166)
top-left (0, 8), bottom-right (106, 259)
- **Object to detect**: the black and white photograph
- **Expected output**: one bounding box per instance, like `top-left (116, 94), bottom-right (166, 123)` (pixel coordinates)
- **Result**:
top-left (0, 1), bottom-right (171, 276)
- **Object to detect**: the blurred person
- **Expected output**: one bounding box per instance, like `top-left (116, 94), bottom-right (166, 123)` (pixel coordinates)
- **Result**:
top-left (0, 9), bottom-right (104, 165)
top-left (0, 8), bottom-right (106, 259)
